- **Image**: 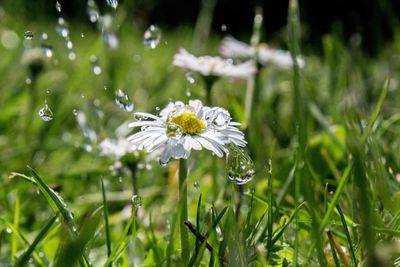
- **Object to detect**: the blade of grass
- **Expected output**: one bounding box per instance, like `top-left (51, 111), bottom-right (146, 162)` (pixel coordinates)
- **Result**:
top-left (336, 204), bottom-right (358, 266)
top-left (16, 215), bottom-right (57, 267)
top-left (11, 193), bottom-right (20, 265)
top-left (101, 179), bottom-right (111, 257)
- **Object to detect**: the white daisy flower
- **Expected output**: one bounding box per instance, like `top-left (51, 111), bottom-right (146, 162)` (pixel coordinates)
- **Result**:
top-left (127, 99), bottom-right (247, 165)
top-left (173, 48), bottom-right (256, 79)
top-left (99, 137), bottom-right (137, 159)
top-left (220, 36), bottom-right (305, 69)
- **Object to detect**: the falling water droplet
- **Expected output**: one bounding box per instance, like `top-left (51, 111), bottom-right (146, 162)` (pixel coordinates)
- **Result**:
top-left (65, 38), bottom-right (73, 49)
top-left (24, 31), bottom-right (34, 40)
top-left (131, 195), bottom-right (142, 208)
top-left (41, 32), bottom-right (48, 40)
top-left (72, 109), bottom-right (78, 116)
top-left (221, 24), bottom-right (227, 32)
top-left (226, 144), bottom-right (255, 185)
top-left (25, 78), bottom-right (32, 85)
top-left (5, 227), bottom-right (12, 234)
top-left (38, 101), bottom-right (54, 122)
top-left (86, 0), bottom-right (100, 23)
top-left (56, 17), bottom-right (69, 38)
top-left (55, 1), bottom-right (62, 12)
top-left (106, 0), bottom-right (118, 9)
top-left (41, 44), bottom-right (53, 58)
top-left (193, 182), bottom-right (200, 190)
top-left (103, 31), bottom-right (119, 49)
top-left (90, 55), bottom-right (102, 75)
top-left (185, 72), bottom-right (195, 84)
top-left (80, 32), bottom-right (85, 38)
top-left (143, 25), bottom-right (161, 49)
top-left (114, 89), bottom-right (134, 112)
top-left (68, 51), bottom-right (76, 61)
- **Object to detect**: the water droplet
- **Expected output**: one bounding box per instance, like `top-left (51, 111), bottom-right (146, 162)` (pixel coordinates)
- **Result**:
top-left (56, 17), bottom-right (69, 38)
top-left (90, 56), bottom-right (102, 75)
top-left (46, 88), bottom-right (51, 94)
top-left (114, 89), bottom-right (134, 112)
top-left (118, 176), bottom-right (122, 182)
top-left (131, 195), bottom-right (142, 208)
top-left (25, 78), bottom-right (32, 85)
top-left (193, 182), bottom-right (200, 190)
top-left (65, 38), bottom-right (73, 49)
top-left (80, 32), bottom-right (85, 38)
top-left (226, 144), bottom-right (255, 185)
top-left (68, 51), bottom-right (76, 61)
top-left (155, 106), bottom-right (160, 111)
top-left (185, 90), bottom-right (191, 97)
top-left (55, 1), bottom-right (62, 12)
top-left (24, 31), bottom-right (34, 40)
top-left (185, 72), bottom-right (195, 84)
top-left (221, 24), bottom-right (227, 32)
top-left (206, 108), bottom-right (231, 130)
top-left (215, 225), bottom-right (223, 241)
top-left (166, 122), bottom-right (183, 138)
top-left (41, 32), bottom-right (48, 40)
top-left (86, 0), bottom-right (100, 23)
top-left (5, 227), bottom-right (12, 234)
top-left (103, 31), bottom-right (119, 49)
top-left (41, 44), bottom-right (53, 58)
top-left (38, 101), bottom-right (54, 122)
top-left (106, 0), bottom-right (118, 9)
top-left (83, 143), bottom-right (93, 152)
top-left (143, 25), bottom-right (161, 49)
top-left (72, 109), bottom-right (78, 116)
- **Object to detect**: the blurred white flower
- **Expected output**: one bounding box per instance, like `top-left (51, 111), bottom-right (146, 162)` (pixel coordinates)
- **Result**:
top-left (99, 137), bottom-right (136, 159)
top-left (173, 48), bottom-right (256, 79)
top-left (220, 36), bottom-right (305, 69)
top-left (128, 99), bottom-right (246, 165)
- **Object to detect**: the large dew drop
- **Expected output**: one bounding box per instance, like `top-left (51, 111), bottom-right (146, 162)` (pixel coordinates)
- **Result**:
top-left (143, 25), bottom-right (161, 49)
top-left (38, 101), bottom-right (54, 122)
top-left (106, 0), bottom-right (118, 9)
top-left (226, 144), bottom-right (255, 185)
top-left (114, 89), bottom-right (134, 112)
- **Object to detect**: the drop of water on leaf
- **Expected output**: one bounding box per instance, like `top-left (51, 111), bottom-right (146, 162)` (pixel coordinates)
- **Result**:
top-left (215, 225), bottom-right (223, 241)
top-left (41, 44), bottom-right (53, 58)
top-left (143, 25), bottom-right (161, 49)
top-left (114, 89), bottom-right (134, 112)
top-left (38, 101), bottom-right (54, 122)
top-left (106, 0), bottom-right (118, 9)
top-left (131, 195), bottom-right (142, 208)
top-left (226, 144), bottom-right (255, 185)
top-left (24, 31), bottom-right (33, 40)
top-left (55, 1), bottom-right (62, 12)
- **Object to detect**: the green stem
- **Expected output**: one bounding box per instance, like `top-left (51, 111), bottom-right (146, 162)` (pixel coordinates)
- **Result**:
top-left (179, 159), bottom-right (189, 263)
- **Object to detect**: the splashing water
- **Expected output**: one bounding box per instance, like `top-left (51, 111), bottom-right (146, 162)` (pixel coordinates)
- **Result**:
top-left (38, 101), bottom-right (54, 122)
top-left (24, 31), bottom-right (33, 40)
top-left (106, 0), bottom-right (118, 9)
top-left (143, 25), bottom-right (161, 49)
top-left (131, 195), bottom-right (142, 208)
top-left (55, 1), bottom-right (62, 12)
top-left (114, 89), bottom-right (134, 112)
top-left (226, 144), bottom-right (255, 185)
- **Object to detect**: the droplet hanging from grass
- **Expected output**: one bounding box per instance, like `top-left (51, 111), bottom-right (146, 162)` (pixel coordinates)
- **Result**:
top-left (131, 195), bottom-right (142, 208)
top-left (143, 25), bottom-right (161, 49)
top-left (38, 100), bottom-right (54, 122)
top-left (226, 144), bottom-right (255, 185)
top-left (114, 89), bottom-right (134, 112)
top-left (24, 31), bottom-right (34, 40)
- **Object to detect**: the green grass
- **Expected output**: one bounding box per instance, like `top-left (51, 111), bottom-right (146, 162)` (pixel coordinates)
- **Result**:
top-left (1, 0), bottom-right (400, 266)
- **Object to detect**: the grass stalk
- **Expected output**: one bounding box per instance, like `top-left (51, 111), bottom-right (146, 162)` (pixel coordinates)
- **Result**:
top-left (179, 158), bottom-right (189, 263)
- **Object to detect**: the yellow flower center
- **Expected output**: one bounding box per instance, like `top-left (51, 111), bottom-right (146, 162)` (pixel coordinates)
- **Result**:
top-left (170, 113), bottom-right (206, 135)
